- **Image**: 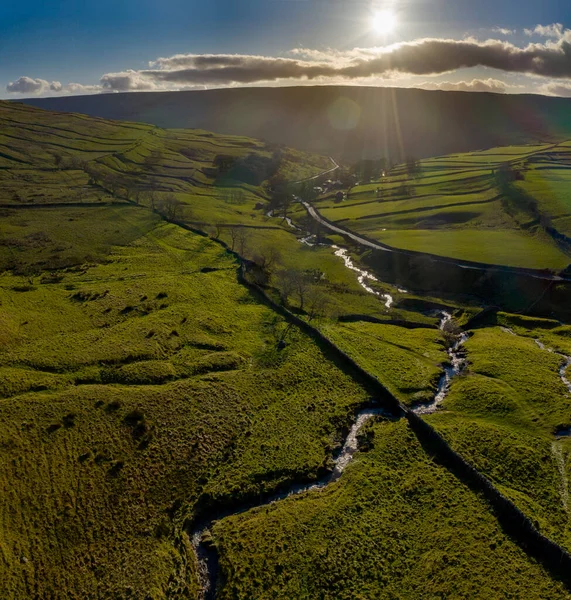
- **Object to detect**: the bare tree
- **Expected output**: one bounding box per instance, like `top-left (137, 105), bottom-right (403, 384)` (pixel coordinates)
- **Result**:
top-left (276, 269), bottom-right (312, 311)
top-left (253, 247), bottom-right (282, 274)
top-left (229, 226), bottom-right (239, 252)
top-left (249, 248), bottom-right (283, 286)
top-left (236, 227), bottom-right (250, 255)
top-left (223, 188), bottom-right (246, 205)
top-left (305, 287), bottom-right (329, 322)
top-left (158, 194), bottom-right (184, 222)
top-left (228, 226), bottom-right (250, 255)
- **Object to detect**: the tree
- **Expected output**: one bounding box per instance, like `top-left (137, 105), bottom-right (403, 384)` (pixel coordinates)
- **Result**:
top-left (252, 248), bottom-right (282, 275)
top-left (229, 226), bottom-right (250, 255)
top-left (305, 287), bottom-right (329, 322)
top-left (222, 188), bottom-right (246, 205)
top-left (236, 227), bottom-right (250, 255)
top-left (276, 269), bottom-right (317, 311)
top-left (158, 194), bottom-right (184, 222)
top-left (213, 154), bottom-right (237, 175)
top-left (52, 152), bottom-right (63, 169)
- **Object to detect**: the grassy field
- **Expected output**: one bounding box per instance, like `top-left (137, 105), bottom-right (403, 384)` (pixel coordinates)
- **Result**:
top-left (314, 142), bottom-right (571, 269)
top-left (212, 419), bottom-right (568, 599)
top-left (0, 205), bottom-right (376, 598)
top-left (3, 100), bottom-right (571, 599)
top-left (427, 321), bottom-right (571, 553)
top-left (324, 321), bottom-right (446, 405)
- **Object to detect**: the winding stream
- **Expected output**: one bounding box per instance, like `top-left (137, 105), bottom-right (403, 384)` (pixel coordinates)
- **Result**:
top-left (190, 310), bottom-right (468, 597)
top-left (412, 312), bottom-right (469, 415)
top-left (191, 408), bottom-right (386, 599)
top-left (332, 245), bottom-right (393, 308)
top-left (192, 190), bottom-right (471, 597)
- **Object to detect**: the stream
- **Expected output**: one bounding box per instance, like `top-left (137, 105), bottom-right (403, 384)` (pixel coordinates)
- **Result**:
top-left (266, 209), bottom-right (300, 231)
top-left (192, 195), bottom-right (471, 597)
top-left (191, 408), bottom-right (386, 599)
top-left (533, 339), bottom-right (571, 394)
top-left (191, 309), bottom-right (468, 597)
top-left (332, 245), bottom-right (393, 308)
top-left (411, 312), bottom-right (469, 415)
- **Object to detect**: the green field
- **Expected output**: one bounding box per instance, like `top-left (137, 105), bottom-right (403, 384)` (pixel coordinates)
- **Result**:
top-left (2, 100), bottom-right (571, 599)
top-left (314, 142), bottom-right (571, 269)
top-left (213, 419), bottom-right (568, 599)
top-left (0, 206), bottom-right (376, 598)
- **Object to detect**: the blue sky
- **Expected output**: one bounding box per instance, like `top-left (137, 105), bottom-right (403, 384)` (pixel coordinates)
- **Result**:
top-left (2, 0), bottom-right (571, 97)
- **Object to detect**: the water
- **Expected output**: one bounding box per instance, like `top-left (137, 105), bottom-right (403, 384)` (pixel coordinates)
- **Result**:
top-left (191, 407), bottom-right (385, 598)
top-left (412, 312), bottom-right (469, 415)
top-left (560, 357), bottom-right (571, 393)
top-left (533, 338), bottom-right (571, 393)
top-left (332, 245), bottom-right (393, 308)
top-left (267, 210), bottom-right (300, 230)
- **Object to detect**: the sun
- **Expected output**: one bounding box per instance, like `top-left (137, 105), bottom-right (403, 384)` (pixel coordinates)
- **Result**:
top-left (372, 9), bottom-right (397, 35)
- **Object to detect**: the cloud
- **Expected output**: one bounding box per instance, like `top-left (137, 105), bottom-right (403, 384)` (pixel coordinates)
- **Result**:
top-left (6, 77), bottom-right (102, 96)
top-left (524, 23), bottom-right (564, 38)
top-left (418, 78), bottom-right (508, 93)
top-left (9, 29), bottom-right (571, 97)
top-left (100, 70), bottom-right (159, 91)
top-left (94, 32), bottom-right (571, 91)
top-left (492, 27), bottom-right (515, 36)
top-left (538, 81), bottom-right (571, 97)
top-left (6, 76), bottom-right (62, 94)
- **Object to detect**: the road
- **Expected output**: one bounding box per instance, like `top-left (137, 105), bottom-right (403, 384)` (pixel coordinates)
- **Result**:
top-left (302, 200), bottom-right (569, 281)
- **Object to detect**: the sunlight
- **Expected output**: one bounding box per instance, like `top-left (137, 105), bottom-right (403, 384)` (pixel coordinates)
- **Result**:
top-left (372, 9), bottom-right (397, 35)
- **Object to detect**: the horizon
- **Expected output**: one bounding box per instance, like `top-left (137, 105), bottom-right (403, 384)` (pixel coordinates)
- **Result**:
top-left (11, 81), bottom-right (571, 104)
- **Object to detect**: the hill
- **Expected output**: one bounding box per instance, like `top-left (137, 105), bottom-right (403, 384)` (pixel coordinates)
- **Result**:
top-left (19, 86), bottom-right (571, 163)
top-left (3, 101), bottom-right (571, 599)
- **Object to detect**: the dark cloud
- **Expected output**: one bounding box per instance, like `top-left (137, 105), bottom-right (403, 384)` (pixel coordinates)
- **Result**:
top-left (99, 34), bottom-right (571, 91)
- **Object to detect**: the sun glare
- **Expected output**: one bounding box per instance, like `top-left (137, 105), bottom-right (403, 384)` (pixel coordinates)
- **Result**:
top-left (372, 10), bottom-right (397, 35)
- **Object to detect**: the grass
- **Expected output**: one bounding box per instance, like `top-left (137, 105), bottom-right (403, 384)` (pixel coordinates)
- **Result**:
top-left (212, 419), bottom-right (568, 600)
top-left (370, 229), bottom-right (569, 269)
top-left (313, 141), bottom-right (571, 270)
top-left (427, 323), bottom-right (571, 553)
top-left (0, 205), bottom-right (374, 598)
top-left (3, 100), bottom-right (571, 599)
top-left (324, 321), bottom-right (446, 405)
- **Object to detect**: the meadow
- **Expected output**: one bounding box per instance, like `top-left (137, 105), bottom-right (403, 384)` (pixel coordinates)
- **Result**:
top-left (3, 100), bottom-right (571, 599)
top-left (213, 419), bottom-right (569, 599)
top-left (423, 318), bottom-right (571, 553)
top-left (0, 206), bottom-right (375, 598)
top-left (313, 142), bottom-right (571, 270)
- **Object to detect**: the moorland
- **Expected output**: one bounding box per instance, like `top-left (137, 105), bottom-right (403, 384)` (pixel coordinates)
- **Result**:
top-left (2, 99), bottom-right (571, 599)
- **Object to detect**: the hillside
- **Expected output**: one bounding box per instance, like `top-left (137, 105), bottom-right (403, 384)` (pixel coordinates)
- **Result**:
top-left (20, 86), bottom-right (571, 163)
top-left (303, 142), bottom-right (571, 270)
top-left (3, 101), bottom-right (571, 599)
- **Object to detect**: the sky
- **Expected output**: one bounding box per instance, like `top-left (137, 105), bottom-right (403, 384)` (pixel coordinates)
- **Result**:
top-left (2, 0), bottom-right (571, 98)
